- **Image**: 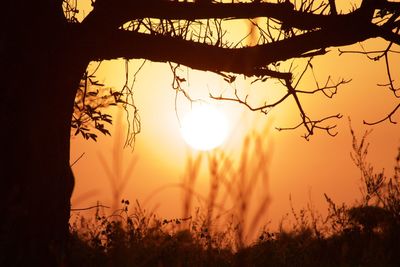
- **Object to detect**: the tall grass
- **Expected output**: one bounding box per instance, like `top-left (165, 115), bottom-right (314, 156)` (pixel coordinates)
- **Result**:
top-left (97, 112), bottom-right (138, 211)
top-left (180, 128), bottom-right (272, 250)
top-left (68, 127), bottom-right (400, 267)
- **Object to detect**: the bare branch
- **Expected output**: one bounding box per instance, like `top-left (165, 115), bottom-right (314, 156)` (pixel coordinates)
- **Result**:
top-left (383, 52), bottom-right (400, 98)
top-left (338, 48), bottom-right (400, 60)
top-left (328, 0), bottom-right (337, 16)
top-left (89, 22), bottom-right (379, 78)
top-left (210, 58), bottom-right (347, 138)
top-left (121, 59), bottom-right (143, 149)
top-left (210, 88), bottom-right (291, 115)
top-left (338, 31), bottom-right (400, 99)
top-left (276, 113), bottom-right (343, 140)
top-left (70, 152), bottom-right (85, 167)
top-left (71, 204), bottom-right (110, 212)
top-left (363, 103), bottom-right (400, 125)
top-left (296, 77), bottom-right (351, 98)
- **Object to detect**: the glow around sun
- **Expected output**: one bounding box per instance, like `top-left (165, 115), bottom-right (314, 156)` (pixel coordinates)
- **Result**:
top-left (180, 104), bottom-right (229, 151)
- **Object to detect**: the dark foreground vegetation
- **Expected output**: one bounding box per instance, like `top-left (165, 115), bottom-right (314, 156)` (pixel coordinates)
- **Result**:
top-left (68, 131), bottom-right (400, 267)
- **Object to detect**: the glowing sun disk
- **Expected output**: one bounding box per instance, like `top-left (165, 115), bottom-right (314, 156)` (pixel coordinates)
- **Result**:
top-left (180, 105), bottom-right (229, 151)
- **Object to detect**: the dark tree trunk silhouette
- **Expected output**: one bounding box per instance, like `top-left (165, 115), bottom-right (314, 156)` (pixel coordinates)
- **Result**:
top-left (0, 1), bottom-right (89, 265)
top-left (0, 0), bottom-right (399, 266)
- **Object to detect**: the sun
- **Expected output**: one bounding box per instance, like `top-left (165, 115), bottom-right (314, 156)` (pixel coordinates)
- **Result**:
top-left (180, 104), bottom-right (229, 151)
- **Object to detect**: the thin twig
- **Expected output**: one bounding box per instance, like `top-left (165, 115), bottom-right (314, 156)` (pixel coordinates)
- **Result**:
top-left (70, 152), bottom-right (85, 167)
top-left (71, 204), bottom-right (110, 211)
top-left (363, 103), bottom-right (400, 125)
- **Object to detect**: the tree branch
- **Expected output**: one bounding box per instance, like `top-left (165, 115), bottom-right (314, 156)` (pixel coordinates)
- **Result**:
top-left (78, 0), bottom-right (400, 137)
top-left (210, 88), bottom-right (291, 114)
top-left (89, 23), bottom-right (377, 78)
top-left (328, 0), bottom-right (337, 16)
top-left (276, 113), bottom-right (343, 140)
top-left (370, 24), bottom-right (400, 45)
top-left (84, 0), bottom-right (400, 32)
top-left (84, 1), bottom-right (330, 31)
top-left (83, 1), bottom-right (399, 78)
top-left (363, 103), bottom-right (400, 125)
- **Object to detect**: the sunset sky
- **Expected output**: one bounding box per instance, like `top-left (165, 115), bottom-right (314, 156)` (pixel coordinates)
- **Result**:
top-left (69, 1), bottom-right (400, 241)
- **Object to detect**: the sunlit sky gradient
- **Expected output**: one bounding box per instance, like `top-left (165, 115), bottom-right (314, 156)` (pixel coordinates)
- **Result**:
top-left (69, 0), bottom-right (399, 239)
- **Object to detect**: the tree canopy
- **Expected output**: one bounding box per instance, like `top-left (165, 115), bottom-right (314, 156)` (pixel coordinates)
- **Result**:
top-left (69, 0), bottom-right (400, 141)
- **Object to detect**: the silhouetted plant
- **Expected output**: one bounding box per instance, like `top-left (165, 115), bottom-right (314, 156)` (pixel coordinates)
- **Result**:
top-left (347, 205), bottom-right (392, 233)
top-left (68, 125), bottom-right (400, 266)
top-left (350, 124), bottom-right (400, 227)
top-left (72, 70), bottom-right (127, 141)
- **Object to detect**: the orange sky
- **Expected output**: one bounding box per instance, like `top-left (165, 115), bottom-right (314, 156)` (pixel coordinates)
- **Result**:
top-left (69, 1), bottom-right (400, 242)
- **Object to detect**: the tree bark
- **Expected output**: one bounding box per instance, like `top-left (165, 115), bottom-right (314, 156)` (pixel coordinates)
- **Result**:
top-left (0, 1), bottom-right (88, 266)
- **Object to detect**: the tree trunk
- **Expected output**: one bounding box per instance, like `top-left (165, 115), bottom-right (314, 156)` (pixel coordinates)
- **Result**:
top-left (0, 1), bottom-right (88, 266)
